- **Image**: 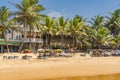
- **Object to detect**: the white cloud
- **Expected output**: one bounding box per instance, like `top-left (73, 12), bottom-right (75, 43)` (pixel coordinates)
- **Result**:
top-left (48, 10), bottom-right (62, 18)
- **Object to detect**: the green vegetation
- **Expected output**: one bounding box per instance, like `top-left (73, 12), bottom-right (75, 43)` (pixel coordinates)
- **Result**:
top-left (0, 6), bottom-right (16, 53)
top-left (0, 0), bottom-right (120, 53)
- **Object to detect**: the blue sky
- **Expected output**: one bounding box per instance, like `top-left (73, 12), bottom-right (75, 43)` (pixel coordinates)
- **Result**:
top-left (0, 0), bottom-right (120, 19)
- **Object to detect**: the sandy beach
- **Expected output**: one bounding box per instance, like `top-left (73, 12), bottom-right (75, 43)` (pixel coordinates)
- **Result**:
top-left (0, 53), bottom-right (120, 80)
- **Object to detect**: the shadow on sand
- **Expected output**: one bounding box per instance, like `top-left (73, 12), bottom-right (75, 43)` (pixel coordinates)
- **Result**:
top-left (44, 73), bottom-right (120, 80)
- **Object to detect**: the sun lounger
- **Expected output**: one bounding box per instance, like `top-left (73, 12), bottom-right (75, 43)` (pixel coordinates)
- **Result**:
top-left (3, 56), bottom-right (19, 59)
top-left (112, 54), bottom-right (118, 56)
top-left (110, 50), bottom-right (120, 56)
top-left (80, 53), bottom-right (86, 56)
top-left (37, 54), bottom-right (46, 59)
top-left (13, 56), bottom-right (19, 59)
top-left (22, 55), bottom-right (32, 60)
top-left (3, 56), bottom-right (8, 59)
top-left (59, 53), bottom-right (72, 58)
top-left (8, 56), bottom-right (14, 59)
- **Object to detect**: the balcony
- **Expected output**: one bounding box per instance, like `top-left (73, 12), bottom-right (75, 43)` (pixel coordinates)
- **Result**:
top-left (0, 39), bottom-right (20, 42)
top-left (23, 38), bottom-right (43, 43)
top-left (0, 38), bottom-right (43, 43)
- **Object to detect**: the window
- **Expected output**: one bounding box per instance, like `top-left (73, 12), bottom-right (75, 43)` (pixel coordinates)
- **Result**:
top-left (16, 35), bottom-right (22, 40)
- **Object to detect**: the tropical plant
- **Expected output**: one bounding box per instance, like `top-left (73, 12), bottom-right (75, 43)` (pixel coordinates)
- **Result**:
top-left (109, 35), bottom-right (120, 49)
top-left (77, 25), bottom-right (92, 50)
top-left (68, 17), bottom-right (85, 54)
top-left (105, 9), bottom-right (120, 36)
top-left (91, 26), bottom-right (110, 49)
top-left (0, 6), bottom-right (14, 53)
top-left (43, 16), bottom-right (56, 49)
top-left (115, 35), bottom-right (120, 48)
top-left (56, 16), bottom-right (68, 51)
top-left (74, 15), bottom-right (87, 22)
top-left (89, 15), bottom-right (104, 29)
top-left (13, 0), bottom-right (45, 52)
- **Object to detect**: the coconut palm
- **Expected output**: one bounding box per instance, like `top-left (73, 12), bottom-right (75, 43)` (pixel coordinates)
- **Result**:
top-left (109, 35), bottom-right (120, 49)
top-left (89, 15), bottom-right (104, 29)
top-left (43, 16), bottom-right (56, 49)
top-left (13, 0), bottom-right (45, 52)
top-left (91, 26), bottom-right (110, 49)
top-left (74, 15), bottom-right (87, 23)
top-left (89, 15), bottom-right (111, 48)
top-left (77, 25), bottom-right (92, 50)
top-left (56, 16), bottom-right (68, 51)
top-left (68, 18), bottom-right (85, 54)
top-left (0, 6), bottom-right (15, 53)
top-left (115, 35), bottom-right (120, 49)
top-left (73, 15), bottom-right (89, 50)
top-left (105, 9), bottom-right (120, 36)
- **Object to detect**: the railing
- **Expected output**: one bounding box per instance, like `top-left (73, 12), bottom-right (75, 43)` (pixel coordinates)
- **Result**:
top-left (23, 38), bottom-right (43, 43)
top-left (0, 38), bottom-right (43, 43)
top-left (0, 39), bottom-right (5, 41)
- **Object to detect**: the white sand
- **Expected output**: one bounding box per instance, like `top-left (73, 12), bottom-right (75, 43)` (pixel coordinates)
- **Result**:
top-left (0, 53), bottom-right (120, 80)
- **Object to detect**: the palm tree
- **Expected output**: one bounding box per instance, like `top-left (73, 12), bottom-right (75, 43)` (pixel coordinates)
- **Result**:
top-left (68, 17), bottom-right (85, 54)
top-left (89, 15), bottom-right (111, 49)
top-left (115, 35), bottom-right (120, 49)
top-left (89, 15), bottom-right (104, 29)
top-left (56, 16), bottom-right (68, 52)
top-left (73, 15), bottom-right (89, 50)
top-left (109, 35), bottom-right (120, 49)
top-left (77, 25), bottom-right (92, 50)
top-left (91, 26), bottom-right (110, 49)
top-left (74, 15), bottom-right (87, 23)
top-left (43, 16), bottom-right (56, 49)
top-left (0, 6), bottom-right (14, 53)
top-left (105, 9), bottom-right (120, 36)
top-left (13, 0), bottom-right (45, 52)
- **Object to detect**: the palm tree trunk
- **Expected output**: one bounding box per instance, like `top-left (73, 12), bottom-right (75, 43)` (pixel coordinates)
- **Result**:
top-left (11, 29), bottom-right (14, 40)
top-left (38, 33), bottom-right (41, 49)
top-left (48, 33), bottom-right (52, 49)
top-left (50, 35), bottom-right (52, 49)
top-left (75, 37), bottom-right (77, 52)
top-left (47, 33), bottom-right (50, 49)
top-left (48, 33), bottom-right (51, 49)
top-left (73, 35), bottom-right (75, 55)
top-left (33, 30), bottom-right (36, 53)
top-left (19, 30), bottom-right (26, 53)
top-left (61, 33), bottom-right (64, 52)
top-left (3, 31), bottom-right (9, 53)
top-left (51, 35), bottom-right (53, 49)
top-left (45, 33), bottom-right (48, 49)
top-left (98, 43), bottom-right (101, 49)
top-left (29, 25), bottom-right (32, 51)
top-left (19, 19), bottom-right (27, 53)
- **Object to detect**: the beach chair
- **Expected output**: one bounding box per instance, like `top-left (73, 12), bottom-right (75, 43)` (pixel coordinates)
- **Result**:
top-left (103, 52), bottom-right (111, 57)
top-left (80, 53), bottom-right (86, 56)
top-left (8, 56), bottom-right (14, 59)
top-left (3, 56), bottom-right (8, 59)
top-left (86, 53), bottom-right (91, 58)
top-left (22, 55), bottom-right (32, 60)
top-left (111, 50), bottom-right (119, 56)
top-left (37, 54), bottom-right (46, 59)
top-left (13, 56), bottom-right (19, 59)
top-left (117, 50), bottom-right (120, 56)
top-left (59, 53), bottom-right (72, 58)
